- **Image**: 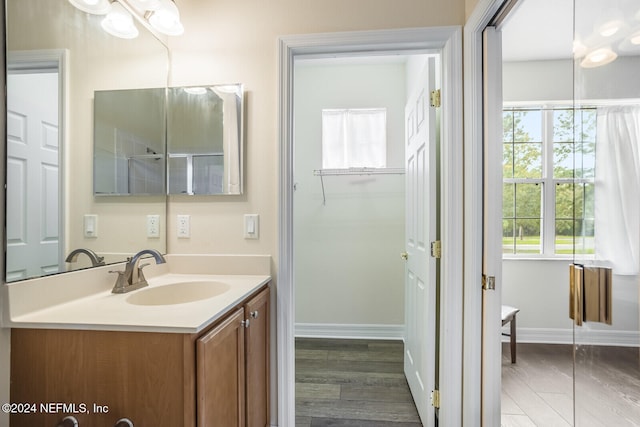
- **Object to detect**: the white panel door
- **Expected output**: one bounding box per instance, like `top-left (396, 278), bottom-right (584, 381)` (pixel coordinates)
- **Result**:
top-left (6, 72), bottom-right (60, 281)
top-left (404, 57), bottom-right (438, 426)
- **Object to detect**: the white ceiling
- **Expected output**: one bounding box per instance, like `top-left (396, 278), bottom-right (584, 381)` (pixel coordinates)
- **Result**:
top-left (502, 0), bottom-right (640, 62)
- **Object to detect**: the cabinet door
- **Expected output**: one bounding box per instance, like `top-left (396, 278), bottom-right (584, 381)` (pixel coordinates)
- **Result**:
top-left (197, 307), bottom-right (245, 427)
top-left (245, 287), bottom-right (270, 427)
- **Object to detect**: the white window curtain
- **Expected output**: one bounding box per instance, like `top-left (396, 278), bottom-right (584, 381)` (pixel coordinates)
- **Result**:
top-left (594, 106), bottom-right (640, 275)
top-left (322, 108), bottom-right (386, 169)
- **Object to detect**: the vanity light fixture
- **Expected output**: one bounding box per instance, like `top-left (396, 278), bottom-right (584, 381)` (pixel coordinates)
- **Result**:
top-left (68, 0), bottom-right (184, 39)
top-left (580, 47), bottom-right (618, 68)
top-left (101, 2), bottom-right (139, 39)
top-left (68, 0), bottom-right (111, 14)
top-left (598, 20), bottom-right (624, 38)
top-left (572, 39), bottom-right (588, 58)
top-left (631, 31), bottom-right (640, 46)
top-left (128, 0), bottom-right (161, 10)
top-left (147, 0), bottom-right (185, 36)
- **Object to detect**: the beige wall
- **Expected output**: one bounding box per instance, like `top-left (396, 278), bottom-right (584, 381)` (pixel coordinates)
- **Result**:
top-left (466, 0), bottom-right (481, 20)
top-left (166, 0), bottom-right (465, 268)
top-left (1, 1), bottom-right (466, 424)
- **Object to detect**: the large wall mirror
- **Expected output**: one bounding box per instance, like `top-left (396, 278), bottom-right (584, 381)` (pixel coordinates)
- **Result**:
top-left (92, 83), bottom-right (244, 196)
top-left (5, 0), bottom-right (169, 282)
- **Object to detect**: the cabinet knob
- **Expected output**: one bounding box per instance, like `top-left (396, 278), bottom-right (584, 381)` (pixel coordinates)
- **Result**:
top-left (241, 319), bottom-right (250, 328)
top-left (114, 419), bottom-right (134, 427)
top-left (250, 310), bottom-right (259, 319)
top-left (57, 416), bottom-right (78, 427)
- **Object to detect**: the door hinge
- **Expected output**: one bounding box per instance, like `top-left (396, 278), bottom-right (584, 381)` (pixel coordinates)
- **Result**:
top-left (430, 241), bottom-right (442, 259)
top-left (482, 274), bottom-right (496, 291)
top-left (430, 89), bottom-right (441, 108)
top-left (430, 389), bottom-right (441, 408)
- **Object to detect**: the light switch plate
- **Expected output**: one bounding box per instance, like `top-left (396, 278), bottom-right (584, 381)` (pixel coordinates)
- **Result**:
top-left (84, 214), bottom-right (98, 238)
top-left (177, 215), bottom-right (190, 238)
top-left (147, 215), bottom-right (160, 238)
top-left (244, 214), bottom-right (259, 239)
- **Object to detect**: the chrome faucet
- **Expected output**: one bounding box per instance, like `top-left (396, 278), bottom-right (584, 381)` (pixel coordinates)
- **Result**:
top-left (65, 248), bottom-right (105, 267)
top-left (110, 249), bottom-right (166, 294)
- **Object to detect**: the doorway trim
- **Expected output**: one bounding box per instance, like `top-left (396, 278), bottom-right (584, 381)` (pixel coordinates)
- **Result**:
top-left (464, 0), bottom-right (510, 425)
top-left (278, 26), bottom-right (463, 426)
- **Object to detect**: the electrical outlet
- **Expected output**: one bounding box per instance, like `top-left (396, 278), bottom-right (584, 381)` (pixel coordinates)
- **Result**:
top-left (147, 215), bottom-right (160, 238)
top-left (177, 215), bottom-right (190, 238)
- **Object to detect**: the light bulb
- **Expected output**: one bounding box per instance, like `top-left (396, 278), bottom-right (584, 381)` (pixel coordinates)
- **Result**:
top-left (598, 20), bottom-right (624, 37)
top-left (148, 0), bottom-right (184, 36)
top-left (101, 2), bottom-right (139, 39)
top-left (68, 0), bottom-right (111, 15)
top-left (580, 48), bottom-right (617, 68)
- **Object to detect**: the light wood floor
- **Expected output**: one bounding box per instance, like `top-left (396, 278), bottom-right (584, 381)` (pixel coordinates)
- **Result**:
top-left (295, 338), bottom-right (421, 427)
top-left (502, 343), bottom-right (640, 427)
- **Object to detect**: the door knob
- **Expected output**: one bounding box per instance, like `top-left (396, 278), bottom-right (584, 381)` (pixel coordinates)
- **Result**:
top-left (401, 252), bottom-right (409, 260)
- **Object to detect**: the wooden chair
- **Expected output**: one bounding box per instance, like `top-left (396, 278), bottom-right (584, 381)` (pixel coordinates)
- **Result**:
top-left (501, 305), bottom-right (520, 363)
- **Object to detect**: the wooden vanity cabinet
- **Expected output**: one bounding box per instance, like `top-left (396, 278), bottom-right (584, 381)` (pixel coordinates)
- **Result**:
top-left (197, 307), bottom-right (246, 426)
top-left (244, 286), bottom-right (270, 427)
top-left (196, 286), bottom-right (270, 427)
top-left (10, 285), bottom-right (270, 427)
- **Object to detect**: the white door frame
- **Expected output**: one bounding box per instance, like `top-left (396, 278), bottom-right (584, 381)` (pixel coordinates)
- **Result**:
top-left (463, 0), bottom-right (509, 425)
top-left (278, 26), bottom-right (463, 427)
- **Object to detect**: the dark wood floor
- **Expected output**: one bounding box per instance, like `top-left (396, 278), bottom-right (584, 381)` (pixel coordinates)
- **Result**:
top-left (295, 339), bottom-right (640, 426)
top-left (502, 343), bottom-right (640, 427)
top-left (295, 338), bottom-right (422, 427)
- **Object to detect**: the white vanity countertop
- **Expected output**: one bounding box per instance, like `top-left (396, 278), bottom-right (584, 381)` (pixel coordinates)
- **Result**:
top-left (4, 254), bottom-right (272, 334)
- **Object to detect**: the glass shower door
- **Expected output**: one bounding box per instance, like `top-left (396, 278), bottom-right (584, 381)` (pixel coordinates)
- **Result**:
top-left (573, 0), bottom-right (640, 424)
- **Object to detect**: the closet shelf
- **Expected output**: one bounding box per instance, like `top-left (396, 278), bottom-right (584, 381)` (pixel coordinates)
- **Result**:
top-left (313, 167), bottom-right (405, 176)
top-left (312, 167), bottom-right (406, 205)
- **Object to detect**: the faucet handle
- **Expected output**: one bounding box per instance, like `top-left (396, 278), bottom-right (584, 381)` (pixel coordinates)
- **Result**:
top-left (109, 270), bottom-right (129, 294)
top-left (134, 263), bottom-right (152, 286)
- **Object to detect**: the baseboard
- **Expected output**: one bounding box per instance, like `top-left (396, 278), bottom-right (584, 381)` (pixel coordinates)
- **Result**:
top-left (295, 323), bottom-right (404, 340)
top-left (505, 327), bottom-right (640, 347)
top-left (296, 324), bottom-right (638, 345)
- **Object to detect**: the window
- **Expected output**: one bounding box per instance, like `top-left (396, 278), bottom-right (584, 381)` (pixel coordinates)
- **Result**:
top-left (321, 108), bottom-right (387, 169)
top-left (502, 106), bottom-right (596, 256)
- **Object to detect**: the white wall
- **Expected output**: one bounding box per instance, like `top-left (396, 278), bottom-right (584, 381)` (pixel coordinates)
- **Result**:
top-left (504, 57), bottom-right (640, 103)
top-left (503, 60), bottom-right (572, 103)
top-left (502, 58), bottom-right (640, 345)
top-left (503, 259), bottom-right (639, 344)
top-left (292, 61), bottom-right (406, 337)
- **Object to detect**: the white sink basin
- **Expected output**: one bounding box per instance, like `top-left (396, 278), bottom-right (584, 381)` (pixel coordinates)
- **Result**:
top-left (126, 281), bottom-right (231, 306)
